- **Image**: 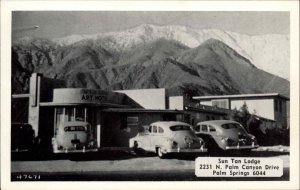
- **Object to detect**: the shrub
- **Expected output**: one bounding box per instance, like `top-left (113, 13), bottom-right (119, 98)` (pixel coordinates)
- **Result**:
top-left (230, 102), bottom-right (289, 146)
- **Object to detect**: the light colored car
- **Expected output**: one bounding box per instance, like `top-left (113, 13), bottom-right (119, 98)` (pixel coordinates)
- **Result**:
top-left (52, 121), bottom-right (97, 153)
top-left (194, 120), bottom-right (259, 154)
top-left (129, 121), bottom-right (207, 158)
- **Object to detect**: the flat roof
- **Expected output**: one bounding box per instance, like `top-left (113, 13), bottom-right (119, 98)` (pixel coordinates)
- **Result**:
top-left (102, 108), bottom-right (184, 114)
top-left (115, 88), bottom-right (165, 92)
top-left (39, 102), bottom-right (129, 108)
top-left (193, 93), bottom-right (289, 100)
top-left (184, 106), bottom-right (227, 115)
top-left (197, 120), bottom-right (240, 125)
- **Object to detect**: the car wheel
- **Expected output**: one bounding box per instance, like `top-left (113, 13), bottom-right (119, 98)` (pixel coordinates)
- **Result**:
top-left (28, 136), bottom-right (42, 158)
top-left (207, 140), bottom-right (224, 156)
top-left (133, 141), bottom-right (145, 156)
top-left (157, 147), bottom-right (166, 159)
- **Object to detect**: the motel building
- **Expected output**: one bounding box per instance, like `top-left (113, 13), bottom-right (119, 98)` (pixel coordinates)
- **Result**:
top-left (193, 93), bottom-right (290, 129)
top-left (11, 73), bottom-right (227, 149)
top-left (11, 73), bottom-right (289, 150)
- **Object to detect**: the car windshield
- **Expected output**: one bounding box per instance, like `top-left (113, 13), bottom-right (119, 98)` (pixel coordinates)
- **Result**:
top-left (64, 126), bottom-right (86, 132)
top-left (169, 125), bottom-right (191, 131)
top-left (221, 123), bottom-right (244, 130)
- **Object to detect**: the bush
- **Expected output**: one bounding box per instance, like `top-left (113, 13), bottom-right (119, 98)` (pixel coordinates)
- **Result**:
top-left (230, 102), bottom-right (289, 146)
top-left (264, 127), bottom-right (290, 146)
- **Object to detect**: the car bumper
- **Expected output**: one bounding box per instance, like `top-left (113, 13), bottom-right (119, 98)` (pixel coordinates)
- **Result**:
top-left (53, 148), bottom-right (98, 153)
top-left (225, 144), bottom-right (259, 150)
top-left (165, 146), bottom-right (208, 153)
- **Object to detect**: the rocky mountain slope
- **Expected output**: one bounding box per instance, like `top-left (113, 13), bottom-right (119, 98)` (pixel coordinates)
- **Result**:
top-left (12, 36), bottom-right (289, 97)
top-left (52, 24), bottom-right (290, 80)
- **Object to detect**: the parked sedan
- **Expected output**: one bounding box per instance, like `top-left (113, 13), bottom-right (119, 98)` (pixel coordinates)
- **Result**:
top-left (194, 120), bottom-right (259, 154)
top-left (11, 123), bottom-right (35, 152)
top-left (129, 121), bottom-right (207, 158)
top-left (52, 121), bottom-right (97, 153)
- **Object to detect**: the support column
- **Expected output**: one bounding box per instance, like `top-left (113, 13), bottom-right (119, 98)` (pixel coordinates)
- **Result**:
top-left (28, 73), bottom-right (42, 137)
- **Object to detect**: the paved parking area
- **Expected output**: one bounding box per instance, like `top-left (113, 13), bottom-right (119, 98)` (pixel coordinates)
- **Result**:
top-left (11, 146), bottom-right (290, 181)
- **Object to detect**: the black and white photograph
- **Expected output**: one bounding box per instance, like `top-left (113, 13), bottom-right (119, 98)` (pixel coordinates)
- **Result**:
top-left (1, 1), bottom-right (299, 190)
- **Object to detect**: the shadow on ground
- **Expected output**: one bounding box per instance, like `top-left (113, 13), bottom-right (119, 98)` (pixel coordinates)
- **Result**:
top-left (11, 150), bottom-right (137, 161)
top-left (154, 150), bottom-right (289, 160)
top-left (11, 149), bottom-right (289, 162)
top-left (204, 150), bottom-right (289, 158)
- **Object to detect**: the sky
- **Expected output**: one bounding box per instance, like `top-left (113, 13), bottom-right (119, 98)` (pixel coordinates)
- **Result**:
top-left (12, 11), bottom-right (290, 40)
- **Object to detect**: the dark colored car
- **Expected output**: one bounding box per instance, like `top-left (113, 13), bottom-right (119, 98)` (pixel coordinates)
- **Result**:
top-left (194, 120), bottom-right (259, 154)
top-left (11, 123), bottom-right (35, 152)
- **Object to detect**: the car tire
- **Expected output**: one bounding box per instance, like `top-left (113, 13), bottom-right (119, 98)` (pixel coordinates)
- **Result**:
top-left (157, 147), bottom-right (166, 159)
top-left (208, 141), bottom-right (225, 156)
top-left (133, 141), bottom-right (145, 156)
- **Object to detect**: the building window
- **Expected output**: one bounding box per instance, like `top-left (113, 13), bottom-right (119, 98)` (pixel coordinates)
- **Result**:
top-left (212, 99), bottom-right (228, 109)
top-left (65, 107), bottom-right (75, 121)
top-left (75, 107), bottom-right (85, 121)
top-left (55, 107), bottom-right (64, 130)
top-left (120, 116), bottom-right (139, 131)
top-left (127, 116), bottom-right (139, 126)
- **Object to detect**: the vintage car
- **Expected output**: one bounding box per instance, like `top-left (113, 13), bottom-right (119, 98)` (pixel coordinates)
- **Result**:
top-left (129, 121), bottom-right (207, 158)
top-left (11, 123), bottom-right (35, 152)
top-left (194, 120), bottom-right (259, 154)
top-left (52, 121), bottom-right (97, 153)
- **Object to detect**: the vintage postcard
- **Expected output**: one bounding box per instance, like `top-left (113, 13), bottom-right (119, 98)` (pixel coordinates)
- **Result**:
top-left (1, 1), bottom-right (299, 190)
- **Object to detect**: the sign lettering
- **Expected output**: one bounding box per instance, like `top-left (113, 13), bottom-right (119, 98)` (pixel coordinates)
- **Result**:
top-left (81, 94), bottom-right (104, 102)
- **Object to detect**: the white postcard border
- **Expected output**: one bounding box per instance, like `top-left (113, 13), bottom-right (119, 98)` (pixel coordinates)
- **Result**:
top-left (1, 1), bottom-right (299, 190)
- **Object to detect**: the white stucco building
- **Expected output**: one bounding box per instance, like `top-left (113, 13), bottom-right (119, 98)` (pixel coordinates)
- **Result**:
top-left (193, 94), bottom-right (289, 128)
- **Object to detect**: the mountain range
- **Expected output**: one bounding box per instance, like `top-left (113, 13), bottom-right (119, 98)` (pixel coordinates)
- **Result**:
top-left (12, 24), bottom-right (289, 97)
top-left (52, 24), bottom-right (290, 80)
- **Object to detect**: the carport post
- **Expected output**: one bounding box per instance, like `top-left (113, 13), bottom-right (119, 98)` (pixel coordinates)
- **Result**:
top-left (97, 124), bottom-right (101, 148)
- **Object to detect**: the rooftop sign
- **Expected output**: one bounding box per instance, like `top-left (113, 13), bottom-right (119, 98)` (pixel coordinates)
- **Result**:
top-left (53, 88), bottom-right (124, 105)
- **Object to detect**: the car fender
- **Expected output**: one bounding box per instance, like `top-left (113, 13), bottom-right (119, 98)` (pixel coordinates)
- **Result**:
top-left (130, 136), bottom-right (147, 149)
top-left (129, 137), bottom-right (140, 148)
top-left (212, 135), bottom-right (227, 150)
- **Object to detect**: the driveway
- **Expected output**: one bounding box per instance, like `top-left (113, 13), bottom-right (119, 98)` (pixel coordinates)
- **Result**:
top-left (11, 146), bottom-right (290, 181)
